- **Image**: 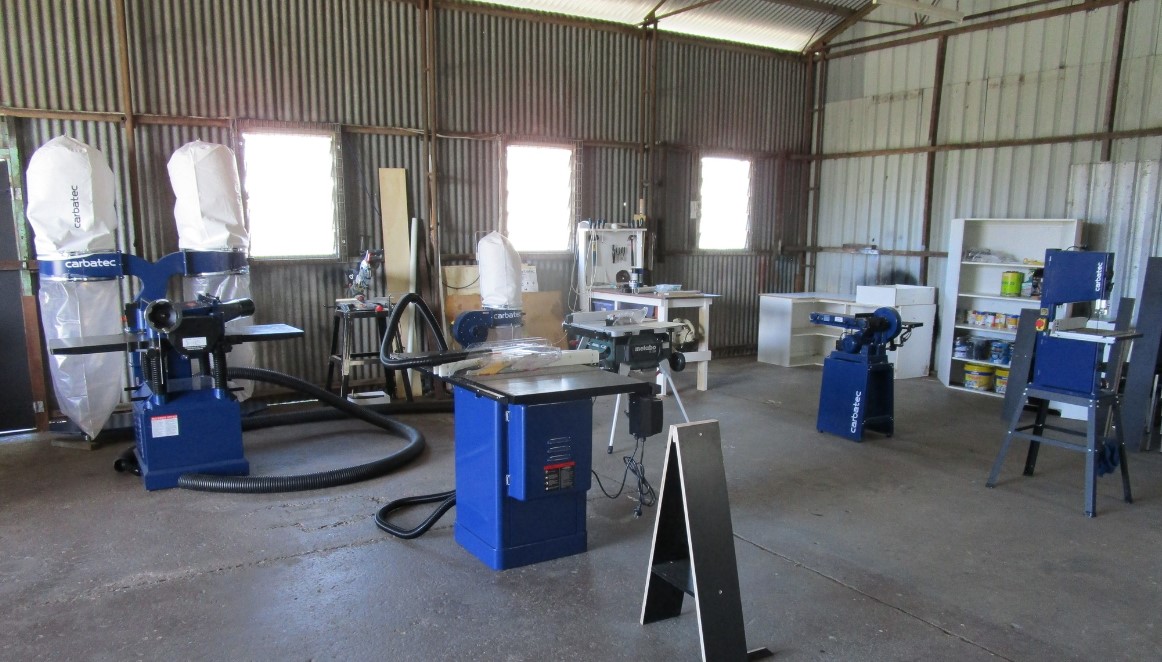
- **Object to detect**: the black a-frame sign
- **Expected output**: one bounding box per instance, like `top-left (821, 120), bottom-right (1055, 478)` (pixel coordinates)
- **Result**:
top-left (640, 420), bottom-right (772, 661)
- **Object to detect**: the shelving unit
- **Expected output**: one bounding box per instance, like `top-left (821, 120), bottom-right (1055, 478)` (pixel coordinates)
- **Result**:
top-left (758, 287), bottom-right (935, 378)
top-left (936, 218), bottom-right (1082, 394)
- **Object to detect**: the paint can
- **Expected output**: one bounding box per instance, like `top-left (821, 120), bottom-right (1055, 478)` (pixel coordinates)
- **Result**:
top-left (1006, 314), bottom-right (1020, 330)
top-left (990, 340), bottom-right (1012, 365)
top-left (953, 336), bottom-right (969, 359)
top-left (994, 367), bottom-right (1010, 395)
top-left (1000, 271), bottom-right (1023, 296)
top-left (964, 363), bottom-right (995, 391)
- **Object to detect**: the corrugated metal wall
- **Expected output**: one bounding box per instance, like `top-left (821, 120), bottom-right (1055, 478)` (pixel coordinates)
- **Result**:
top-left (2, 0), bottom-right (811, 399)
top-left (815, 2), bottom-right (1162, 296)
top-left (652, 39), bottom-right (809, 354)
top-left (437, 8), bottom-right (642, 141)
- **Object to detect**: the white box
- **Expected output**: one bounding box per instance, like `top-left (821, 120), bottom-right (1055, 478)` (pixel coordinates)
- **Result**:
top-left (856, 284), bottom-right (936, 306)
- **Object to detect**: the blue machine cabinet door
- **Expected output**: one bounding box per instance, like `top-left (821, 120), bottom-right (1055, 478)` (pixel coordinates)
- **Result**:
top-left (453, 387), bottom-right (593, 570)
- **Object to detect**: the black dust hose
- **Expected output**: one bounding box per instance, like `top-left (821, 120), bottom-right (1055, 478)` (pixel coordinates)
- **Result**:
top-left (374, 490), bottom-right (457, 539)
top-left (373, 293), bottom-right (461, 538)
top-left (175, 366), bottom-right (439, 493)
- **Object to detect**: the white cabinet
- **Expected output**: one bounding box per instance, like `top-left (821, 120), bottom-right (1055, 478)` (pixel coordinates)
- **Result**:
top-left (936, 218), bottom-right (1083, 396)
top-left (758, 289), bottom-right (936, 379)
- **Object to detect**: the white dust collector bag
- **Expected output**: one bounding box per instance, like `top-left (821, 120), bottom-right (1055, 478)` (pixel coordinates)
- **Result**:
top-left (477, 231), bottom-right (522, 309)
top-left (168, 140), bottom-right (249, 251)
top-left (25, 136), bottom-right (119, 257)
top-left (26, 136), bottom-right (124, 438)
top-left (38, 280), bottom-right (125, 439)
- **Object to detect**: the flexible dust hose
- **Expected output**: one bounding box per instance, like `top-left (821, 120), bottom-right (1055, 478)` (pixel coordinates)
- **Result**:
top-left (175, 366), bottom-right (434, 493)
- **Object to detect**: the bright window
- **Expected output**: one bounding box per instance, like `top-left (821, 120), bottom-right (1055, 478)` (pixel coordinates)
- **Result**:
top-left (241, 131), bottom-right (339, 258)
top-left (697, 156), bottom-right (751, 250)
top-left (505, 144), bottom-right (573, 252)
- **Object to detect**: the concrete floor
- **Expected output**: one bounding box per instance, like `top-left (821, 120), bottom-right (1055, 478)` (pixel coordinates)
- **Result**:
top-left (2, 356), bottom-right (1161, 661)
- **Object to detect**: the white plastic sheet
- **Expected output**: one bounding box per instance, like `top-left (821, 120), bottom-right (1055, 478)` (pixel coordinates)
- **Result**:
top-left (168, 140), bottom-right (248, 251)
top-left (25, 136), bottom-right (118, 257)
top-left (477, 231), bottom-right (522, 309)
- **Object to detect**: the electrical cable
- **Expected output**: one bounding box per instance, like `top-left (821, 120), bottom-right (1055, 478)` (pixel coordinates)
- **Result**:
top-left (591, 434), bottom-right (656, 518)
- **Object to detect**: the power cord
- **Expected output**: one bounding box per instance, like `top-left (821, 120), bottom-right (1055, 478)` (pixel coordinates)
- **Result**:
top-left (591, 434), bottom-right (656, 518)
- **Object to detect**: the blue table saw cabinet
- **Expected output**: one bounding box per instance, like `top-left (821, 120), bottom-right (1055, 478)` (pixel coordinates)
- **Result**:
top-left (453, 387), bottom-right (594, 570)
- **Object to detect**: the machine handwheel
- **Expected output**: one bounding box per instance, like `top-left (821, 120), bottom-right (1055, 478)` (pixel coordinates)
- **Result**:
top-left (669, 352), bottom-right (686, 372)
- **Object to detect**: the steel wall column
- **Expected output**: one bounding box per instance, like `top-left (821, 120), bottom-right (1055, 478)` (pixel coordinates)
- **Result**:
top-left (919, 36), bottom-right (947, 286)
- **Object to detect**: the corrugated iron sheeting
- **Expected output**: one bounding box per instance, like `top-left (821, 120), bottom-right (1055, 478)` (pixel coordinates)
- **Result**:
top-left (812, 253), bottom-right (923, 295)
top-left (1115, 0), bottom-right (1162, 163)
top-left (0, 0), bottom-right (121, 111)
top-left (652, 253), bottom-right (785, 355)
top-left (248, 260), bottom-right (351, 390)
top-left (342, 132), bottom-right (427, 257)
top-left (814, 3), bottom-right (1162, 294)
top-left (126, 0), bottom-right (422, 127)
top-left (438, 8), bottom-right (642, 142)
top-left (438, 137), bottom-right (501, 255)
top-left (657, 39), bottom-right (808, 153)
top-left (658, 0), bottom-right (851, 54)
top-left (581, 146), bottom-right (640, 223)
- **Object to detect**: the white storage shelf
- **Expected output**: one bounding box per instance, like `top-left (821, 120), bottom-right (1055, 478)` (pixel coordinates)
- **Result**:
top-left (937, 218), bottom-right (1083, 395)
top-left (758, 290), bottom-right (936, 378)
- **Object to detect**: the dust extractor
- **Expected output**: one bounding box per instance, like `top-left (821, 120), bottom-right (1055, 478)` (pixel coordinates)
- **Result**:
top-left (168, 140), bottom-right (256, 400)
top-left (25, 136), bottom-right (125, 439)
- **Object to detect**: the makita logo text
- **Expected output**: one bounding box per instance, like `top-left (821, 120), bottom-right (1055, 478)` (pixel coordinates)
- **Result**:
top-left (850, 390), bottom-right (862, 434)
top-left (632, 343), bottom-right (659, 355)
top-left (70, 186), bottom-right (82, 229)
top-left (64, 258), bottom-right (118, 269)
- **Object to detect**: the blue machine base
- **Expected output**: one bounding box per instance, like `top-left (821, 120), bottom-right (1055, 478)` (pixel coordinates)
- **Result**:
top-left (453, 387), bottom-right (593, 570)
top-left (454, 523), bottom-right (587, 571)
top-left (817, 352), bottom-right (894, 442)
top-left (134, 389), bottom-right (249, 491)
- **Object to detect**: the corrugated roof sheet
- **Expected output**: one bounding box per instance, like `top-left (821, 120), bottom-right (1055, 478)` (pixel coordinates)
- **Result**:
top-left (463, 0), bottom-right (866, 53)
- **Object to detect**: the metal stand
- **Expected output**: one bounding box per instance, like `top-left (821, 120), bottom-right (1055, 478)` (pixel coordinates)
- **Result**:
top-left (325, 304), bottom-right (396, 398)
top-left (987, 387), bottom-right (1132, 517)
top-left (640, 421), bottom-right (772, 661)
top-left (608, 362), bottom-right (689, 453)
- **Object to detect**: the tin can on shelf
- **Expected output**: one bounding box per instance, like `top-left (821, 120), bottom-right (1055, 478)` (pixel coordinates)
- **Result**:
top-left (1000, 271), bottom-right (1023, 296)
top-left (1006, 314), bottom-right (1020, 330)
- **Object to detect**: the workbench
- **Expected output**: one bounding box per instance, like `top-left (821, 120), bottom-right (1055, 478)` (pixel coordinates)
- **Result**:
top-left (588, 289), bottom-right (717, 394)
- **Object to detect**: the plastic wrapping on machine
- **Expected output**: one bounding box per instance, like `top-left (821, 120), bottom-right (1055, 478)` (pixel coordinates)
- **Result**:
top-left (167, 140), bottom-right (248, 251)
top-left (25, 136), bottom-right (119, 257)
top-left (38, 279), bottom-right (125, 438)
top-left (477, 231), bottom-right (522, 310)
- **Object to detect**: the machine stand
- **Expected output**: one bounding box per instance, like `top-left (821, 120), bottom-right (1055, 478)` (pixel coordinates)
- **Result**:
top-left (608, 363), bottom-right (689, 453)
top-left (816, 352), bottom-right (894, 442)
top-left (452, 388), bottom-right (592, 570)
top-left (641, 421), bottom-right (772, 661)
top-left (988, 387), bottom-right (1131, 517)
top-left (134, 386), bottom-right (248, 490)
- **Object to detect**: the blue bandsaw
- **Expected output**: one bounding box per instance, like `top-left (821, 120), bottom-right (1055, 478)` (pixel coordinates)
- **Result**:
top-left (810, 307), bottom-right (921, 442)
top-left (45, 251), bottom-right (302, 489)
